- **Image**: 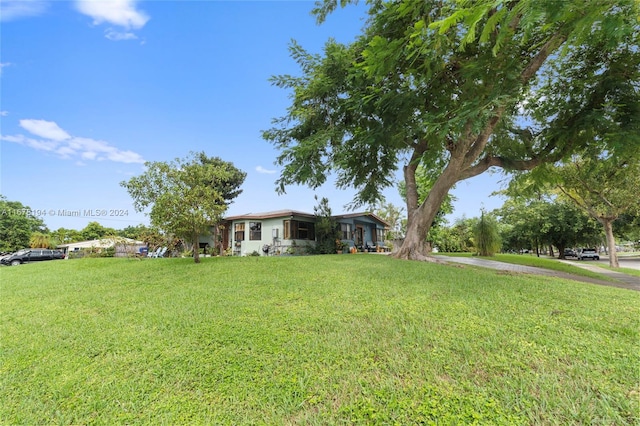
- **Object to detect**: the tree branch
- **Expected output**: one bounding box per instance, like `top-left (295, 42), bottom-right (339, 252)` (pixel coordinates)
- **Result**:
top-left (404, 139), bottom-right (428, 216)
top-left (462, 31), bottom-right (568, 170)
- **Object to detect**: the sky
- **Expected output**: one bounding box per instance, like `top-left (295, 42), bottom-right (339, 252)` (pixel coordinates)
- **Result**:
top-left (0, 0), bottom-right (507, 231)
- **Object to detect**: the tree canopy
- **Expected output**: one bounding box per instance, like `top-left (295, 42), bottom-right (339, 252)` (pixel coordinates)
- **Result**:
top-left (263, 0), bottom-right (639, 260)
top-left (80, 221), bottom-right (118, 241)
top-left (554, 155), bottom-right (640, 267)
top-left (121, 152), bottom-right (246, 263)
top-left (495, 196), bottom-right (601, 257)
top-left (0, 196), bottom-right (48, 252)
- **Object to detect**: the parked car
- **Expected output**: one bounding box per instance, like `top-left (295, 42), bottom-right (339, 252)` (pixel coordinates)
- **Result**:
top-left (577, 248), bottom-right (600, 261)
top-left (1, 248), bottom-right (65, 266)
top-left (564, 248), bottom-right (577, 258)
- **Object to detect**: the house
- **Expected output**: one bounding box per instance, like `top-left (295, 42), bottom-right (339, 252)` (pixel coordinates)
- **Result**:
top-left (333, 212), bottom-right (389, 252)
top-left (202, 209), bottom-right (389, 256)
top-left (58, 238), bottom-right (147, 258)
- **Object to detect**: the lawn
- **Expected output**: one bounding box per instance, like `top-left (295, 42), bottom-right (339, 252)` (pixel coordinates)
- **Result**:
top-left (1, 256), bottom-right (638, 424)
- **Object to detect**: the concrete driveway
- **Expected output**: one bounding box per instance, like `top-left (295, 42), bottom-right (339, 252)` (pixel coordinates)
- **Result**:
top-left (571, 255), bottom-right (640, 270)
top-left (433, 255), bottom-right (640, 292)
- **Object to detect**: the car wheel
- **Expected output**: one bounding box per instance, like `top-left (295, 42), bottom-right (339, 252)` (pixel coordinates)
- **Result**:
top-left (10, 259), bottom-right (21, 266)
top-left (595, 256), bottom-right (600, 260)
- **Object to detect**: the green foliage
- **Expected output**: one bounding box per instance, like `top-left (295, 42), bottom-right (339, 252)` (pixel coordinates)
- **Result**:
top-left (118, 224), bottom-right (152, 240)
top-left (80, 221), bottom-right (117, 241)
top-left (29, 232), bottom-right (52, 249)
top-left (49, 227), bottom-right (84, 245)
top-left (1, 256), bottom-right (638, 424)
top-left (556, 155), bottom-right (640, 267)
top-left (265, 0), bottom-right (639, 258)
top-left (374, 201), bottom-right (405, 240)
top-left (67, 246), bottom-right (115, 259)
top-left (474, 210), bottom-right (501, 256)
top-left (428, 217), bottom-right (477, 253)
top-left (0, 196), bottom-right (48, 252)
top-left (495, 196), bottom-right (602, 255)
top-left (556, 156), bottom-right (640, 222)
top-left (311, 196), bottom-right (341, 254)
top-left (615, 213), bottom-right (640, 242)
top-left (121, 152), bottom-right (246, 263)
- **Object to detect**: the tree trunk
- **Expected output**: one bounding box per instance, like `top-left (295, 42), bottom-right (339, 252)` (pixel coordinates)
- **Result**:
top-left (192, 233), bottom-right (201, 264)
top-left (394, 160), bottom-right (462, 260)
top-left (601, 219), bottom-right (619, 268)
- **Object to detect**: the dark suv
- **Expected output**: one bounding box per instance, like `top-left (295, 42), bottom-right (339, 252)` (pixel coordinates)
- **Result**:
top-left (1, 249), bottom-right (65, 266)
top-left (577, 248), bottom-right (600, 261)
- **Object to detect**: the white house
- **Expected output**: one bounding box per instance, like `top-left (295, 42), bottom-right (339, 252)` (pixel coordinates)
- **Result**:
top-left (58, 238), bottom-right (147, 257)
top-left (203, 209), bottom-right (389, 256)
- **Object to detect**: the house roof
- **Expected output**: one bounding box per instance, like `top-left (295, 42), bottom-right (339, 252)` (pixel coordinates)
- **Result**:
top-left (224, 209), bottom-right (390, 227)
top-left (57, 237), bottom-right (145, 249)
top-left (224, 209), bottom-right (316, 221)
top-left (332, 212), bottom-right (390, 227)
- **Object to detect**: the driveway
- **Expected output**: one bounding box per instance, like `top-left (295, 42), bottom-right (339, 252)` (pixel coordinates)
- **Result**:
top-left (576, 255), bottom-right (640, 270)
top-left (432, 255), bottom-right (640, 292)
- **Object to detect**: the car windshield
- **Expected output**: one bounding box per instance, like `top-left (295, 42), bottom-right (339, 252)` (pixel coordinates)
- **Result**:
top-left (14, 249), bottom-right (31, 255)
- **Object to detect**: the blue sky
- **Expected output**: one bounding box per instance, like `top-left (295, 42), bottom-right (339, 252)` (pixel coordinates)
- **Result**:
top-left (1, 0), bottom-right (506, 231)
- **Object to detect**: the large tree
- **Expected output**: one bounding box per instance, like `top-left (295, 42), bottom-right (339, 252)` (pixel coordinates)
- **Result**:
top-left (80, 221), bottom-right (117, 241)
top-left (0, 196), bottom-right (48, 252)
top-left (264, 0), bottom-right (639, 260)
top-left (50, 227), bottom-right (84, 245)
top-left (121, 152), bottom-right (246, 263)
top-left (495, 196), bottom-right (601, 258)
top-left (554, 156), bottom-right (640, 268)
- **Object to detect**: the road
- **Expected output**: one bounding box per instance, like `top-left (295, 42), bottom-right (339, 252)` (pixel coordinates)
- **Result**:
top-left (588, 255), bottom-right (640, 270)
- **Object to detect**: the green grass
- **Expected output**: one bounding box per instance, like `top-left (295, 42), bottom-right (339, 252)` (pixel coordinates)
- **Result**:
top-left (1, 256), bottom-right (639, 424)
top-left (439, 252), bottom-right (619, 282)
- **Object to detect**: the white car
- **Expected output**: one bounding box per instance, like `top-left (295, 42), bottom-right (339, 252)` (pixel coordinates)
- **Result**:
top-left (577, 248), bottom-right (600, 260)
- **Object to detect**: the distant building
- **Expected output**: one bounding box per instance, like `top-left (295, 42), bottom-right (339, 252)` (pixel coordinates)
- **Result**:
top-left (58, 238), bottom-right (146, 258)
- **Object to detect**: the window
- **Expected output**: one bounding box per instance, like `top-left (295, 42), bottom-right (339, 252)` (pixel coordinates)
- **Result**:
top-left (283, 220), bottom-right (315, 240)
top-left (234, 223), bottom-right (245, 241)
top-left (340, 223), bottom-right (352, 240)
top-left (249, 222), bottom-right (262, 240)
top-left (297, 221), bottom-right (315, 240)
top-left (376, 228), bottom-right (384, 242)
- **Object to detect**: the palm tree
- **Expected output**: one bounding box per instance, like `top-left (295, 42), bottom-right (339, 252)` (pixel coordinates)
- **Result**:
top-left (29, 232), bottom-right (51, 248)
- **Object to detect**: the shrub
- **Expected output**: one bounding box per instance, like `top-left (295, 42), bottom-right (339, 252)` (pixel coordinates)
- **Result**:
top-left (474, 211), bottom-right (501, 256)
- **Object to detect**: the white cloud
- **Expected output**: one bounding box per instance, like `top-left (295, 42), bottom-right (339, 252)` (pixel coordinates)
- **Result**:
top-left (75, 0), bottom-right (149, 30)
top-left (105, 28), bottom-right (137, 41)
top-left (3, 118), bottom-right (145, 164)
top-left (1, 134), bottom-right (59, 152)
top-left (0, 111), bottom-right (8, 116)
top-left (0, 62), bottom-right (12, 75)
top-left (0, 0), bottom-right (48, 22)
top-left (56, 146), bottom-right (76, 158)
top-left (256, 166), bottom-right (277, 174)
top-left (20, 119), bottom-right (71, 141)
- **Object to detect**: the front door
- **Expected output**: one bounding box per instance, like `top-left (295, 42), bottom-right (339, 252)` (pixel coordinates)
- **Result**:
top-left (355, 225), bottom-right (364, 246)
